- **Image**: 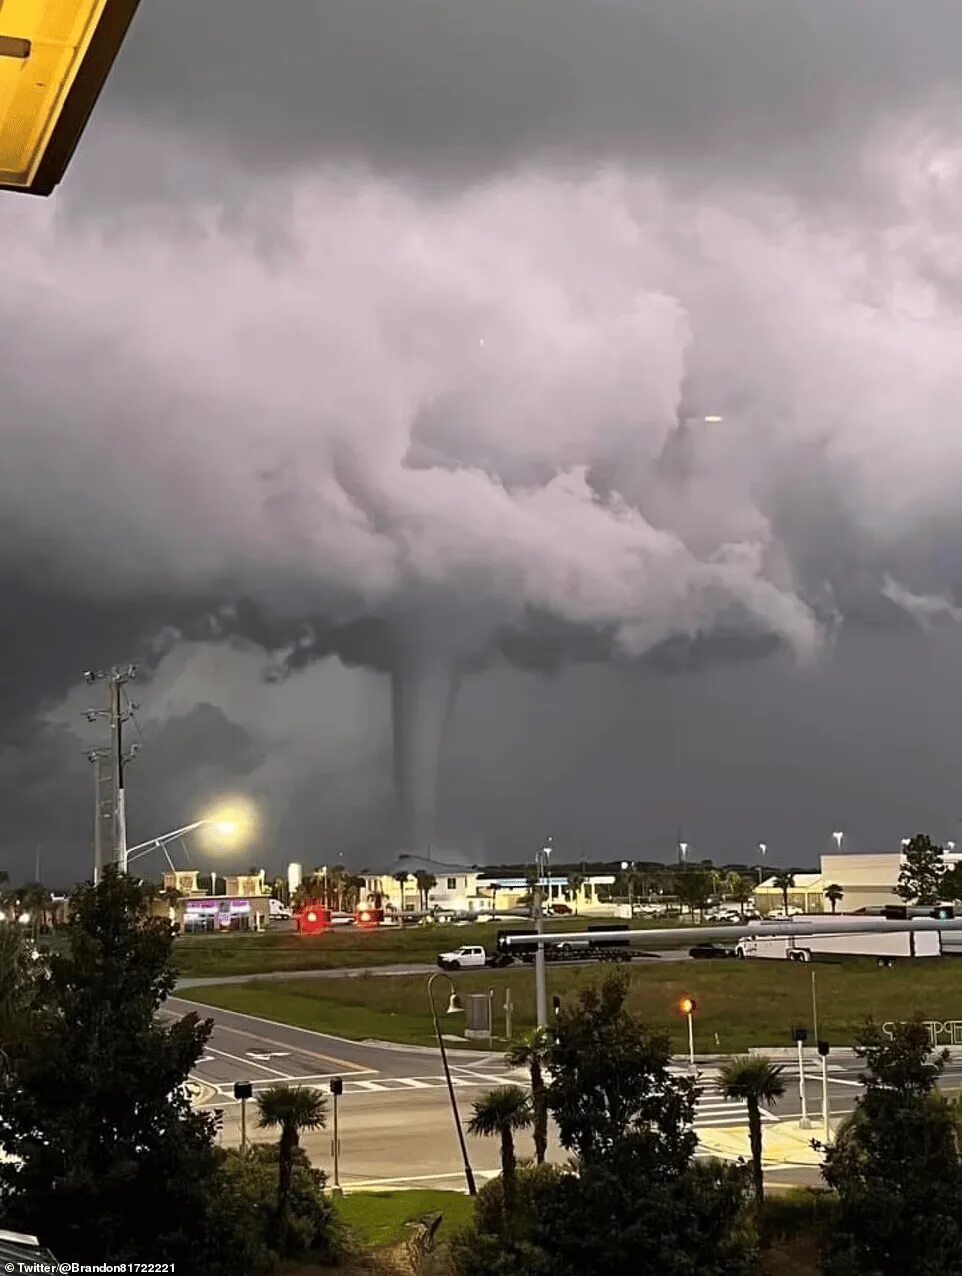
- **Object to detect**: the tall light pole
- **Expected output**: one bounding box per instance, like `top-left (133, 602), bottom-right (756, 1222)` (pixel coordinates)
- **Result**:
top-left (758, 842), bottom-right (767, 885)
top-left (679, 841), bottom-right (689, 866)
top-left (426, 973), bottom-right (476, 1196)
top-left (832, 830), bottom-right (844, 853)
top-left (621, 860), bottom-right (635, 912)
top-left (533, 842), bottom-right (550, 1028)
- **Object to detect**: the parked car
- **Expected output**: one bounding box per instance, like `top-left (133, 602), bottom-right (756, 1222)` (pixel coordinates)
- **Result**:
top-left (689, 942), bottom-right (737, 960)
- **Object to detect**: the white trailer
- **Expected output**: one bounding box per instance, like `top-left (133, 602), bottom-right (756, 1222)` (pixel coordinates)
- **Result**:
top-left (736, 929), bottom-right (942, 966)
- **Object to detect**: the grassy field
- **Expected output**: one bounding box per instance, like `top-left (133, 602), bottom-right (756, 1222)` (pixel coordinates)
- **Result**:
top-left (182, 955), bottom-right (962, 1052)
top-left (172, 916), bottom-right (690, 978)
top-left (334, 1189), bottom-right (474, 1248)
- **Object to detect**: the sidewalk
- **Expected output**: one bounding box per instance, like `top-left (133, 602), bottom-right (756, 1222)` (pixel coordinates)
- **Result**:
top-left (697, 1120), bottom-right (826, 1168)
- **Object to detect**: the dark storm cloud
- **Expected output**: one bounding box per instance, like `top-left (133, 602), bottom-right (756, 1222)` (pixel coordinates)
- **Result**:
top-left (99, 0), bottom-right (962, 189)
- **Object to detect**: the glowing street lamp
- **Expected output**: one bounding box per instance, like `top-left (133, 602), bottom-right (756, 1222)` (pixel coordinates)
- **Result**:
top-left (832, 831), bottom-right (844, 852)
top-left (126, 799), bottom-right (257, 871)
top-left (0, 1), bottom-right (142, 196)
top-left (679, 996), bottom-right (697, 1070)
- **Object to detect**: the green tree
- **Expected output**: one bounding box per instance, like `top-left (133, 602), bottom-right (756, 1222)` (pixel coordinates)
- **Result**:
top-left (897, 834), bottom-right (946, 905)
top-left (719, 1056), bottom-right (785, 1208)
top-left (255, 1084), bottom-right (328, 1249)
top-left (467, 1086), bottom-right (532, 1227)
top-left (566, 872), bottom-right (585, 911)
top-left (824, 882), bottom-right (845, 914)
top-left (771, 870), bottom-right (795, 913)
top-left (822, 1019), bottom-right (962, 1275)
top-left (506, 1027), bottom-right (550, 1164)
top-left (941, 863), bottom-right (962, 903)
top-left (0, 868), bottom-right (249, 1273)
top-left (394, 871), bottom-right (410, 911)
top-left (414, 870), bottom-right (437, 909)
top-left (728, 873), bottom-right (755, 916)
top-left (674, 870), bottom-right (711, 921)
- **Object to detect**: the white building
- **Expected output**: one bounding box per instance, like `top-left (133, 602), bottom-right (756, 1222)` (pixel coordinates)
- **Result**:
top-left (755, 847), bottom-right (962, 915)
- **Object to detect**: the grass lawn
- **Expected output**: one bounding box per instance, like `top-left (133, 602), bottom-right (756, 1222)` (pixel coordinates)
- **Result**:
top-left (172, 916), bottom-right (689, 979)
top-left (182, 956), bottom-right (962, 1052)
top-left (335, 1189), bottom-right (474, 1248)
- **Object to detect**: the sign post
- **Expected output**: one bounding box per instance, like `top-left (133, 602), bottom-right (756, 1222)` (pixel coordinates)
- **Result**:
top-left (233, 1081), bottom-right (253, 1152)
top-left (792, 1027), bottom-right (810, 1128)
top-left (817, 1040), bottom-right (831, 1144)
top-left (330, 1077), bottom-right (343, 1194)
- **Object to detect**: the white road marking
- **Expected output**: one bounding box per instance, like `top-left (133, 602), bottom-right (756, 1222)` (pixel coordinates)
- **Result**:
top-left (205, 1046), bottom-right (293, 1078)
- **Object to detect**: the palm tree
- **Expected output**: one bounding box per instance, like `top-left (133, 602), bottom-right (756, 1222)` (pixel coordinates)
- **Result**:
top-left (566, 872), bottom-right (585, 912)
top-left (394, 871), bottom-right (410, 913)
top-left (771, 870), bottom-right (796, 914)
top-left (824, 882), bottom-right (844, 914)
top-left (256, 1084), bottom-right (328, 1245)
top-left (719, 1056), bottom-right (785, 1207)
top-left (728, 873), bottom-right (755, 917)
top-left (467, 1085), bottom-right (532, 1226)
top-left (506, 1027), bottom-right (550, 1164)
top-left (414, 870), bottom-right (437, 910)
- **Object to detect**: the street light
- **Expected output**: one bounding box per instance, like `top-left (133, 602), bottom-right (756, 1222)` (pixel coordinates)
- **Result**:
top-left (758, 842), bottom-right (767, 885)
top-left (621, 860), bottom-right (636, 911)
top-left (792, 1027), bottom-right (811, 1129)
top-left (679, 841), bottom-right (689, 865)
top-left (0, 0), bottom-right (142, 195)
top-left (427, 973), bottom-right (477, 1196)
top-left (832, 831), bottom-right (844, 852)
top-left (126, 800), bottom-right (256, 871)
top-left (679, 996), bottom-right (697, 1070)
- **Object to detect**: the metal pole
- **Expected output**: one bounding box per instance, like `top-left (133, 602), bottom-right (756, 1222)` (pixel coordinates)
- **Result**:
top-left (811, 969), bottom-right (819, 1042)
top-left (110, 675), bottom-right (127, 874)
top-left (488, 988), bottom-right (494, 1047)
top-left (821, 1052), bottom-right (831, 1144)
top-left (427, 974), bottom-right (477, 1196)
top-left (504, 988), bottom-right (513, 1041)
top-left (92, 753), bottom-right (104, 885)
top-left (687, 1010), bottom-right (695, 1069)
top-left (333, 1090), bottom-right (340, 1190)
top-left (240, 1096), bottom-right (248, 1151)
top-left (797, 1037), bottom-right (810, 1128)
top-left (534, 850), bottom-right (548, 1029)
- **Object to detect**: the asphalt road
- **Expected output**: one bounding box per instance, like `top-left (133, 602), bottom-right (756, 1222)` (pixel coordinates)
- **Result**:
top-left (165, 997), bottom-right (909, 1191)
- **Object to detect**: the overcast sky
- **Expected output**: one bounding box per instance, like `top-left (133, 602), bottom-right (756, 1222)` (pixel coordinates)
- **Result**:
top-left (6, 1), bottom-right (962, 885)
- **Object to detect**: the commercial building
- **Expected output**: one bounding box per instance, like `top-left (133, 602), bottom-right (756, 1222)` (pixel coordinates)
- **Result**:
top-left (358, 854), bottom-right (617, 915)
top-left (160, 869), bottom-right (272, 932)
top-left (754, 847), bottom-right (962, 916)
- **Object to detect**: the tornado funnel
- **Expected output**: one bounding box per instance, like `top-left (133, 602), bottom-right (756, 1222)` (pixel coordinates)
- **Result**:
top-left (390, 643), bottom-right (461, 854)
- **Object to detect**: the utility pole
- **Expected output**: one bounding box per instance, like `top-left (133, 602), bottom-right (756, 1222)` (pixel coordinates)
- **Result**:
top-left (534, 842), bottom-right (549, 1029)
top-left (84, 665), bottom-right (139, 877)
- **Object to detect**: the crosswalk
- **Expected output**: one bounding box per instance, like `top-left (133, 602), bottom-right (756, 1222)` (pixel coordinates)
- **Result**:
top-left (340, 1068), bottom-right (513, 1096)
top-left (692, 1079), bottom-right (777, 1129)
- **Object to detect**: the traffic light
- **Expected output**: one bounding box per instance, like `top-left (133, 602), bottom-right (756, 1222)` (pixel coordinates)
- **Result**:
top-left (233, 1081), bottom-right (253, 1101)
top-left (817, 1040), bottom-right (830, 1057)
top-left (679, 996), bottom-right (697, 1016)
top-left (792, 1026), bottom-right (808, 1044)
top-left (330, 1077), bottom-right (343, 1096)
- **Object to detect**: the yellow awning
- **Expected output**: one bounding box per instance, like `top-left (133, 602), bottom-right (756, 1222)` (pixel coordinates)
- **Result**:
top-left (0, 0), bottom-right (140, 196)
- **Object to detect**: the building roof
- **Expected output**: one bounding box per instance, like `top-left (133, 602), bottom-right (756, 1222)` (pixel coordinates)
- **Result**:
top-left (757, 873), bottom-right (825, 892)
top-left (367, 854), bottom-right (480, 878)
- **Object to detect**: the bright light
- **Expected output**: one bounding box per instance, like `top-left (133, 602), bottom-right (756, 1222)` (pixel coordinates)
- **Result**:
top-left (901, 837), bottom-right (911, 847)
top-left (197, 797), bottom-right (258, 852)
top-left (832, 831), bottom-right (844, 849)
top-left (703, 414), bottom-right (724, 423)
top-left (679, 996), bottom-right (696, 1016)
top-left (620, 861), bottom-right (629, 871)
top-left (948, 842), bottom-right (957, 851)
top-left (306, 911), bottom-right (317, 923)
top-left (758, 842), bottom-right (767, 854)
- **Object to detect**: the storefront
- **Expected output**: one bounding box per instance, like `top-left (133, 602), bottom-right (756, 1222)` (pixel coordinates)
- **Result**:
top-left (182, 897), bottom-right (267, 933)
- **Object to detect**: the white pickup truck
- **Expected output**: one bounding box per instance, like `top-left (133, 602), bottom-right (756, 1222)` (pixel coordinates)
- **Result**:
top-left (437, 945), bottom-right (488, 970)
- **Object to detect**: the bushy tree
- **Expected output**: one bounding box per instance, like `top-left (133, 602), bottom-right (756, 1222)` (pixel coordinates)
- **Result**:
top-left (452, 972), bottom-right (755, 1276)
top-left (896, 834), bottom-right (946, 905)
top-left (0, 869), bottom-right (252, 1273)
top-left (674, 870), bottom-right (711, 921)
top-left (822, 1019), bottom-right (962, 1275)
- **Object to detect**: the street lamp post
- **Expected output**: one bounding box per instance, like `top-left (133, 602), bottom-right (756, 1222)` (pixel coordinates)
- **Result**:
top-left (679, 997), bottom-right (697, 1070)
top-left (679, 841), bottom-right (689, 866)
top-left (621, 860), bottom-right (635, 912)
top-left (758, 843), bottom-right (767, 885)
top-left (534, 842), bottom-right (551, 1029)
top-left (832, 831), bottom-right (844, 853)
top-left (329, 1077), bottom-right (343, 1194)
top-left (426, 973), bottom-right (477, 1196)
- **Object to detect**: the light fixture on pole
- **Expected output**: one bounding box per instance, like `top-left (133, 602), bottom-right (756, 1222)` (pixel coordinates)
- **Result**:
top-left (757, 842), bottom-right (767, 885)
top-left (792, 1027), bottom-right (811, 1129)
top-left (533, 841), bottom-right (550, 1028)
top-left (426, 973), bottom-right (476, 1196)
top-left (679, 996), bottom-right (697, 1070)
top-left (679, 841), bottom-right (689, 865)
top-left (832, 831), bottom-right (844, 852)
top-left (233, 1080), bottom-right (253, 1152)
top-left (329, 1077), bottom-right (343, 1194)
